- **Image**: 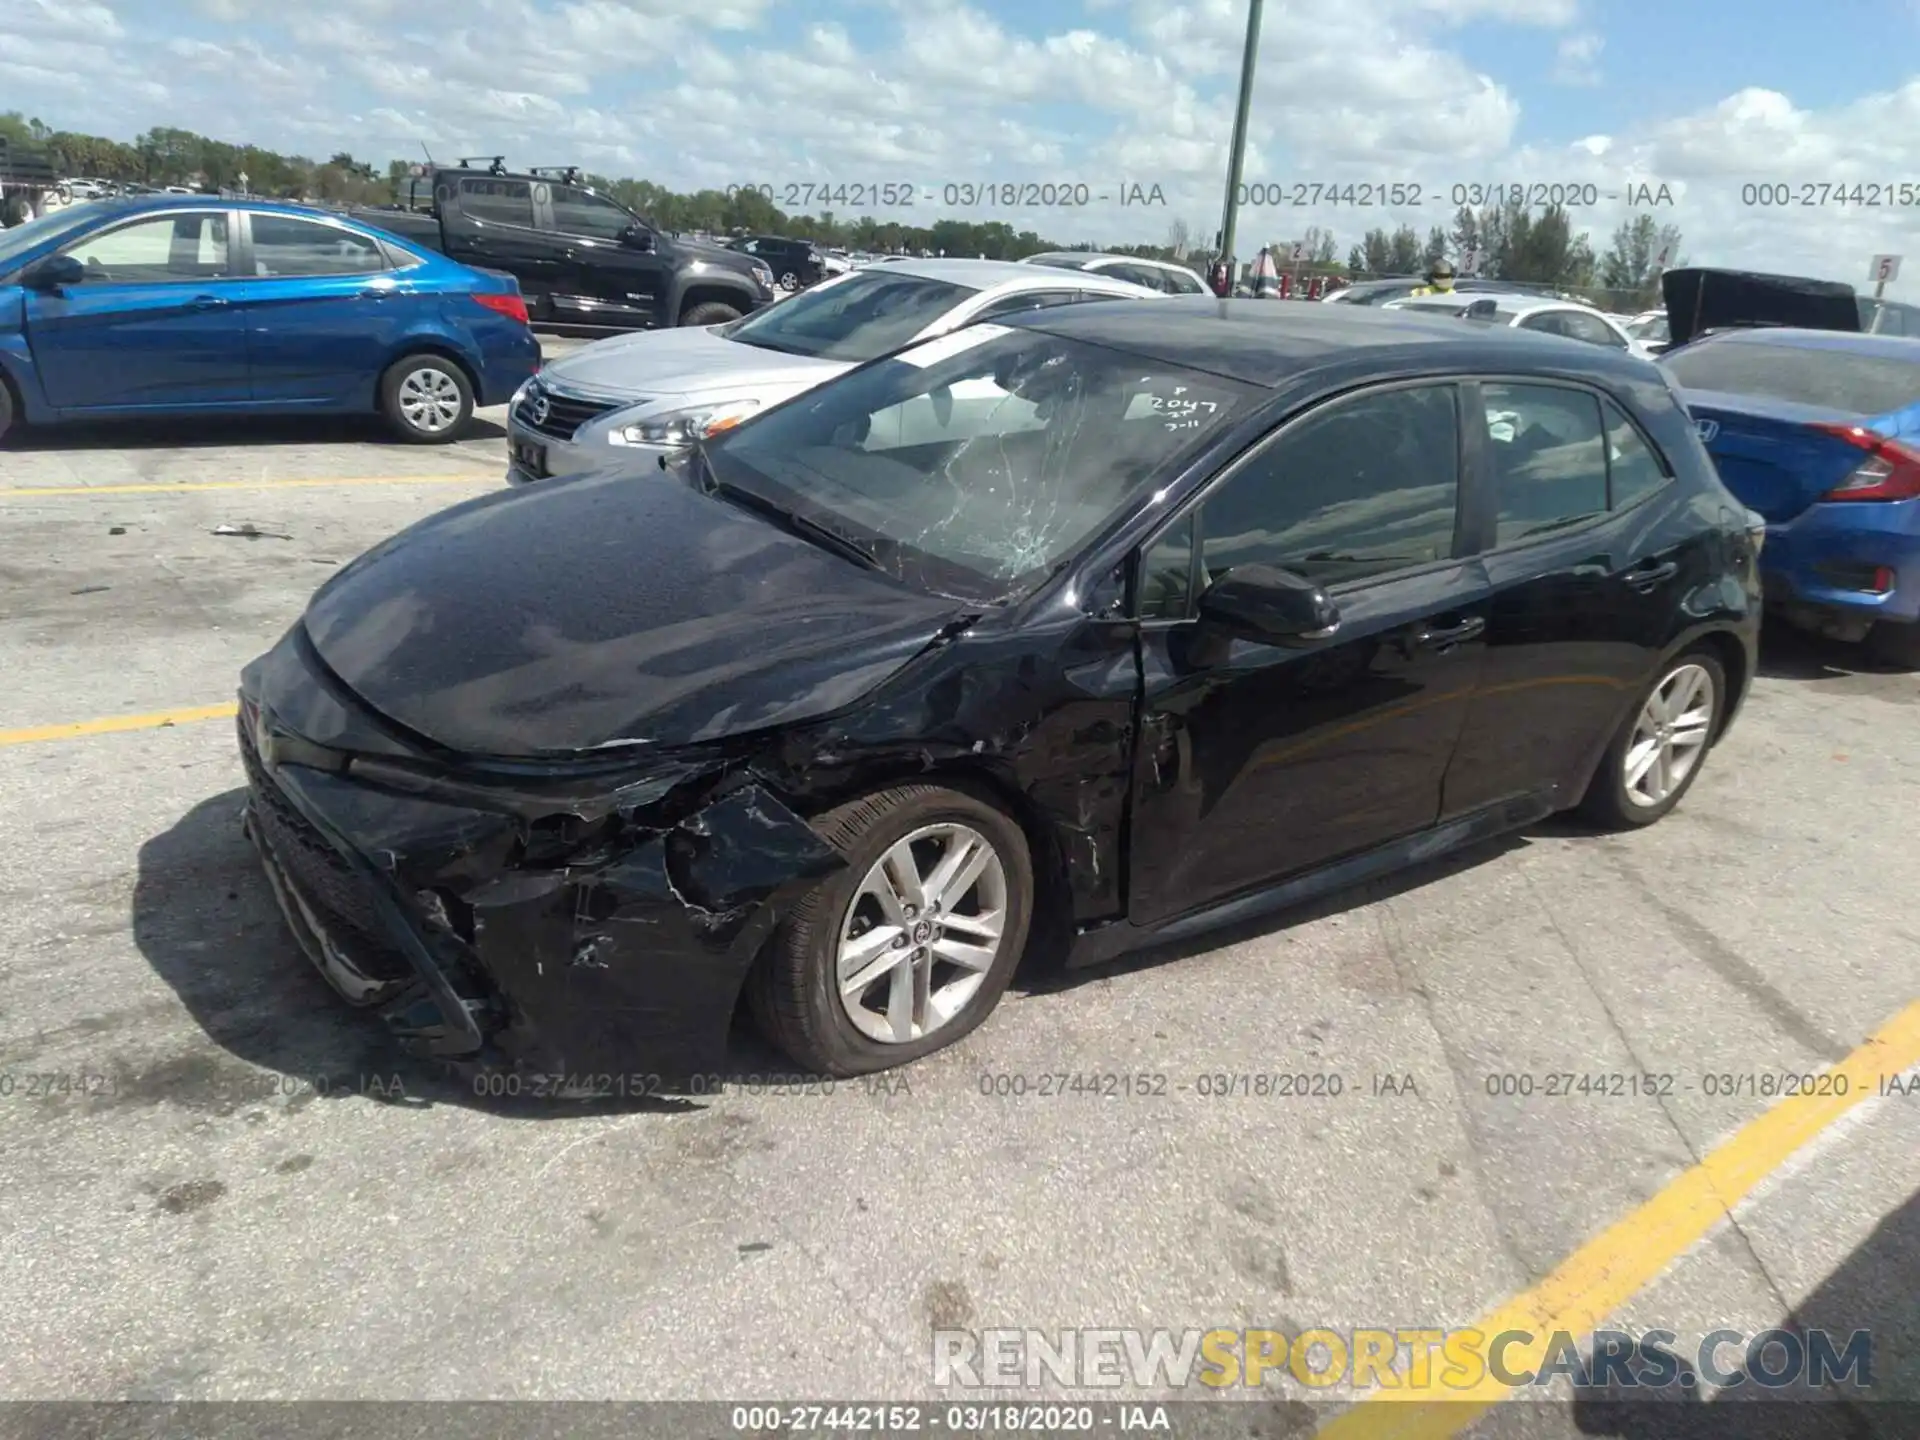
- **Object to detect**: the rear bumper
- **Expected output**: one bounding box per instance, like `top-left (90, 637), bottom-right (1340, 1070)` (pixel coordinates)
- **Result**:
top-left (234, 677), bottom-right (843, 1090)
top-left (477, 333), bottom-right (542, 408)
top-left (1761, 497), bottom-right (1920, 626)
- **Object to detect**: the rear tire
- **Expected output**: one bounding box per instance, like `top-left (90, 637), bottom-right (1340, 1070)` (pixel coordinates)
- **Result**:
top-left (1866, 619), bottom-right (1920, 670)
top-left (680, 301), bottom-right (741, 327)
top-left (0, 379), bottom-right (16, 445)
top-left (747, 783), bottom-right (1033, 1077)
top-left (379, 354), bottom-right (473, 444)
top-left (1578, 649), bottom-right (1726, 830)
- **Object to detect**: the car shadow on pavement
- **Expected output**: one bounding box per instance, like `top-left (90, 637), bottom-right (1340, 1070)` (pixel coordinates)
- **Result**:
top-left (8, 413), bottom-right (506, 450)
top-left (1757, 623), bottom-right (1910, 682)
top-left (1563, 1189), bottom-right (1917, 1437)
top-left (131, 787), bottom-right (757, 1118)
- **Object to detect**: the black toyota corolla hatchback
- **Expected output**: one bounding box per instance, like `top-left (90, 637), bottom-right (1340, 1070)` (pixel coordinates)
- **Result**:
top-left (237, 299), bottom-right (1761, 1088)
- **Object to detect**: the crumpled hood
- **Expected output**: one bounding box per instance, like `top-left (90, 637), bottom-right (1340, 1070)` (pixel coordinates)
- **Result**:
top-left (541, 325), bottom-right (847, 401)
top-left (301, 470), bottom-right (968, 758)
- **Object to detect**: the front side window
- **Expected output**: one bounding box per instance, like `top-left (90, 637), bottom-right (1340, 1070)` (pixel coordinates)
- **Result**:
top-left (1182, 384), bottom-right (1462, 600)
top-left (1480, 383), bottom-right (1609, 544)
top-left (60, 213), bottom-right (229, 282)
top-left (708, 327), bottom-right (1254, 601)
top-left (249, 216), bottom-right (386, 277)
top-left (459, 177), bottom-right (534, 228)
top-left (1557, 311), bottom-right (1627, 348)
top-left (549, 184), bottom-right (635, 241)
top-left (719, 270), bottom-right (974, 362)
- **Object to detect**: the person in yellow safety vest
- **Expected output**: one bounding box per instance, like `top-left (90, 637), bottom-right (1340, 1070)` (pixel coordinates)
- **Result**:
top-left (1408, 258), bottom-right (1457, 298)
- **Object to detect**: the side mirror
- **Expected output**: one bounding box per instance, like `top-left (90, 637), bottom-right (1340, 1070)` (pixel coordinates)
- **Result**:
top-left (621, 226), bottom-right (655, 252)
top-left (1197, 563), bottom-right (1341, 643)
top-left (24, 254), bottom-right (85, 290)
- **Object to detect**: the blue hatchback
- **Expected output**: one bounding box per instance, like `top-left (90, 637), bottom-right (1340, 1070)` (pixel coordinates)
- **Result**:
top-left (1665, 328), bottom-right (1920, 666)
top-left (0, 196), bottom-right (539, 444)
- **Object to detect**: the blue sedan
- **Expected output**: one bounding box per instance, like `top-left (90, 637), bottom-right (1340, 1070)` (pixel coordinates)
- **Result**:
top-left (1664, 328), bottom-right (1920, 667)
top-left (0, 196), bottom-right (539, 444)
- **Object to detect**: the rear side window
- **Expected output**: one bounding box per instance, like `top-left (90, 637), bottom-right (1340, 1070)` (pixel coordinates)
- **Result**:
top-left (249, 216), bottom-right (386, 277)
top-left (1602, 403), bottom-right (1670, 510)
top-left (459, 177), bottom-right (534, 228)
top-left (1481, 384), bottom-right (1609, 543)
top-left (1479, 385), bottom-right (1674, 543)
top-left (1663, 340), bottom-right (1920, 415)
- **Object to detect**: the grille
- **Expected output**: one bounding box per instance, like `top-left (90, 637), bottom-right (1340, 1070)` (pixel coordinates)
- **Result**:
top-left (239, 719), bottom-right (414, 983)
top-left (514, 388), bottom-right (623, 441)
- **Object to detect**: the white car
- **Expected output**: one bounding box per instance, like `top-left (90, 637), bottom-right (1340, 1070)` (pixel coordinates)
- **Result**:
top-left (1387, 293), bottom-right (1657, 359)
top-left (1020, 250), bottom-right (1209, 295)
top-left (506, 258), bottom-right (1165, 484)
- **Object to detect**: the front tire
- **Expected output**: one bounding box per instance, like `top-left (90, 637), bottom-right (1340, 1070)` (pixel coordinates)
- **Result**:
top-left (748, 784), bottom-right (1034, 1076)
top-left (0, 380), bottom-right (15, 444)
top-left (379, 354), bottom-right (473, 444)
top-left (1578, 650), bottom-right (1726, 830)
top-left (680, 301), bottom-right (742, 327)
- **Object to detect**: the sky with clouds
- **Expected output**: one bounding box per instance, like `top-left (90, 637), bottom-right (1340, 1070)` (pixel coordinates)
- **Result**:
top-left (3, 0), bottom-right (1919, 286)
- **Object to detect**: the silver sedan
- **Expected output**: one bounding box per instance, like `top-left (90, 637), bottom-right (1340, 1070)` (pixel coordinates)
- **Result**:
top-left (504, 258), bottom-right (1164, 484)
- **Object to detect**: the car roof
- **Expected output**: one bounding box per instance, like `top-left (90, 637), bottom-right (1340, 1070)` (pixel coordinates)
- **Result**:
top-left (1009, 297), bottom-right (1650, 388)
top-left (1027, 251), bottom-right (1186, 270)
top-left (882, 256), bottom-right (1154, 293)
top-left (52, 194), bottom-right (376, 224)
top-left (1679, 327), bottom-right (1920, 358)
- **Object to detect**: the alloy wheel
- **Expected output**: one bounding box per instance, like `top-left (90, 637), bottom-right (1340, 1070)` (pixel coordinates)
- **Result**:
top-left (780, 271), bottom-right (800, 291)
top-left (1624, 662), bottom-right (1715, 808)
top-left (396, 367), bottom-right (464, 434)
top-left (835, 823), bottom-right (1008, 1044)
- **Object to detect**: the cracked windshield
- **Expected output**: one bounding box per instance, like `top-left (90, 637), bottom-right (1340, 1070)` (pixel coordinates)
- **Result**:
top-left (710, 325), bottom-right (1252, 599)
top-left (3, 0), bottom-right (1918, 1434)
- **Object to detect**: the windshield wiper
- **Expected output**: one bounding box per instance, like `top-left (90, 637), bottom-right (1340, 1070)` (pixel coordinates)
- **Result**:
top-left (701, 469), bottom-right (885, 572)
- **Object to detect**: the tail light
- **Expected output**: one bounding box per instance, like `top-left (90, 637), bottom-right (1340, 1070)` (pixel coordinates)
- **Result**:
top-left (1811, 423), bottom-right (1920, 501)
top-left (471, 291), bottom-right (529, 326)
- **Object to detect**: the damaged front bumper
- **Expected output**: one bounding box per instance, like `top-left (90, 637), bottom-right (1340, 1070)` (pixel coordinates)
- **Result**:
top-left (235, 654), bottom-right (843, 1092)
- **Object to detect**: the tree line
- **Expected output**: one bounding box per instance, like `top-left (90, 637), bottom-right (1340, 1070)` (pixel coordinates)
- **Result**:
top-left (3, 111), bottom-right (1682, 307)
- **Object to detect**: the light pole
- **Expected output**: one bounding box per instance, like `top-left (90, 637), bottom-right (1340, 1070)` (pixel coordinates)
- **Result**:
top-left (1215, 0), bottom-right (1267, 291)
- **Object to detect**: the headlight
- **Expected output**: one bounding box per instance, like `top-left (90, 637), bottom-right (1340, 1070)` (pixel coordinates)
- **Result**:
top-left (751, 261), bottom-right (774, 287)
top-left (608, 399), bottom-right (762, 447)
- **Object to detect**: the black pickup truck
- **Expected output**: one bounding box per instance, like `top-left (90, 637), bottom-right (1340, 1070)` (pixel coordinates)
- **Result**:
top-left (350, 161), bottom-right (776, 332)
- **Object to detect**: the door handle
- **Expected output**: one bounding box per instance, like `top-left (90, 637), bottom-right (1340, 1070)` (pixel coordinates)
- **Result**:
top-left (1623, 560), bottom-right (1678, 592)
top-left (1411, 616), bottom-right (1486, 650)
top-left (189, 294), bottom-right (229, 309)
top-left (359, 288), bottom-right (391, 299)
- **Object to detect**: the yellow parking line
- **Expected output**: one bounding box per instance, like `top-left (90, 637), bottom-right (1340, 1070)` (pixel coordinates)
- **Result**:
top-left (0, 702), bottom-right (238, 748)
top-left (0, 474), bottom-right (493, 497)
top-left (1315, 997), bottom-right (1920, 1438)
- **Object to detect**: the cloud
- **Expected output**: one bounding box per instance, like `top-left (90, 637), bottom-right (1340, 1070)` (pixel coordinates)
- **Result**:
top-left (1553, 31), bottom-right (1603, 86)
top-left (4, 0), bottom-right (1918, 285)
